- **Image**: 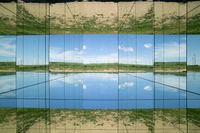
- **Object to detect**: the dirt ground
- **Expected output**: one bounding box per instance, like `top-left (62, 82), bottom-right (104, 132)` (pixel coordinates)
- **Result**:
top-left (1, 1), bottom-right (199, 20)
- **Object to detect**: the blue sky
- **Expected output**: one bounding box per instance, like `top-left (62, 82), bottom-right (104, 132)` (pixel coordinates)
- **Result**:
top-left (50, 34), bottom-right (119, 64)
top-left (49, 34), bottom-right (186, 65)
top-left (0, 34), bottom-right (199, 65)
top-left (16, 35), bottom-right (48, 65)
top-left (50, 34), bottom-right (154, 65)
top-left (155, 34), bottom-right (187, 62)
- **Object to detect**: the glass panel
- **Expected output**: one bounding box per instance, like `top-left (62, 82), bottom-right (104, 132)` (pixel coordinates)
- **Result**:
top-left (187, 3), bottom-right (200, 132)
top-left (50, 3), bottom-right (65, 34)
top-left (118, 1), bottom-right (135, 73)
top-left (187, 4), bottom-right (200, 94)
top-left (49, 34), bottom-right (65, 75)
top-left (155, 2), bottom-right (187, 89)
top-left (0, 36), bottom-right (16, 72)
top-left (0, 2), bottom-right (16, 35)
top-left (0, 1), bottom-right (199, 133)
top-left (188, 0), bottom-right (200, 13)
top-left (0, 1), bottom-right (17, 133)
top-left (16, 1), bottom-right (49, 88)
top-left (154, 7), bottom-right (164, 132)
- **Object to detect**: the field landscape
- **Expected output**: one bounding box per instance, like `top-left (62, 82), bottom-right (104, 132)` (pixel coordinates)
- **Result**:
top-left (0, 1), bottom-right (200, 133)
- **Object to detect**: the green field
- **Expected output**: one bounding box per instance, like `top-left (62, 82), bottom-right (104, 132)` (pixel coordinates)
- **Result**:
top-left (16, 65), bottom-right (48, 71)
top-left (49, 62), bottom-right (153, 72)
top-left (0, 62), bottom-right (48, 72)
top-left (50, 62), bottom-right (188, 72)
top-left (187, 65), bottom-right (200, 71)
top-left (0, 62), bottom-right (194, 72)
top-left (154, 62), bottom-right (187, 72)
top-left (0, 62), bottom-right (16, 72)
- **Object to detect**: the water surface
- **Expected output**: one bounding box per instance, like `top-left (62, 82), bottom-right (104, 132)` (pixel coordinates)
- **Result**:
top-left (0, 72), bottom-right (200, 109)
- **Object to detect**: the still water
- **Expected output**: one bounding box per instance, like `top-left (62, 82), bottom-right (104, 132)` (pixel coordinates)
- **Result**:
top-left (0, 72), bottom-right (200, 133)
top-left (0, 72), bottom-right (200, 109)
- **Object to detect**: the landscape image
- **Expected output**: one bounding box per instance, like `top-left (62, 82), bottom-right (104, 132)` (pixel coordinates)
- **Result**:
top-left (0, 0), bottom-right (200, 133)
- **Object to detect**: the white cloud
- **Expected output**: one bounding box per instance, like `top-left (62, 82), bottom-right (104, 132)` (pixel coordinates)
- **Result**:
top-left (119, 56), bottom-right (153, 65)
top-left (0, 76), bottom-right (15, 96)
top-left (83, 84), bottom-right (87, 89)
top-left (50, 47), bottom-right (83, 62)
top-left (50, 46), bottom-right (118, 64)
top-left (0, 48), bottom-right (15, 57)
top-left (50, 46), bottom-right (152, 65)
top-left (83, 53), bottom-right (117, 64)
top-left (74, 48), bottom-right (79, 51)
top-left (155, 42), bottom-right (186, 60)
top-left (0, 37), bottom-right (15, 57)
top-left (119, 45), bottom-right (134, 52)
top-left (51, 73), bottom-right (118, 90)
top-left (119, 82), bottom-right (134, 89)
top-left (144, 85), bottom-right (152, 91)
top-left (51, 74), bottom-right (85, 88)
top-left (144, 43), bottom-right (152, 48)
top-left (155, 74), bottom-right (186, 90)
top-left (83, 45), bottom-right (87, 50)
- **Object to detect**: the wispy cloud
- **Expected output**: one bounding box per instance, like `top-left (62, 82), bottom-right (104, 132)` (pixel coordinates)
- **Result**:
top-left (155, 42), bottom-right (186, 61)
top-left (119, 45), bottom-right (134, 52)
top-left (144, 43), bottom-right (152, 48)
top-left (50, 46), bottom-right (153, 65)
top-left (0, 37), bottom-right (16, 57)
top-left (119, 57), bottom-right (152, 65)
top-left (51, 73), bottom-right (117, 90)
top-left (50, 46), bottom-right (118, 64)
top-left (50, 47), bottom-right (83, 63)
top-left (0, 76), bottom-right (15, 97)
top-left (83, 53), bottom-right (117, 64)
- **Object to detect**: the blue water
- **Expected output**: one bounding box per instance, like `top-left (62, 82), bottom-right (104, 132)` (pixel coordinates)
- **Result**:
top-left (0, 72), bottom-right (200, 109)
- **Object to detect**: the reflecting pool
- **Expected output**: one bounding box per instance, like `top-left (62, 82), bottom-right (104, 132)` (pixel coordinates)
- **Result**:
top-left (0, 72), bottom-right (200, 133)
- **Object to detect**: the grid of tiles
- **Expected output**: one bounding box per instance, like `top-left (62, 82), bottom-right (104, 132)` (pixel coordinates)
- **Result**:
top-left (0, 1), bottom-right (200, 133)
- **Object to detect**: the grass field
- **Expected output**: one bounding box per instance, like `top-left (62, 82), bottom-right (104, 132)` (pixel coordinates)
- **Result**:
top-left (187, 65), bottom-right (200, 71)
top-left (0, 2), bottom-right (199, 34)
top-left (0, 108), bottom-right (199, 133)
top-left (0, 62), bottom-right (48, 72)
top-left (0, 62), bottom-right (15, 72)
top-left (154, 62), bottom-right (187, 72)
top-left (0, 62), bottom-right (198, 72)
top-left (16, 65), bottom-right (48, 71)
top-left (49, 62), bottom-right (189, 72)
top-left (49, 62), bottom-right (153, 72)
